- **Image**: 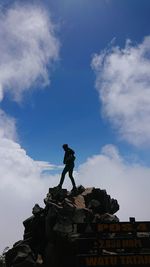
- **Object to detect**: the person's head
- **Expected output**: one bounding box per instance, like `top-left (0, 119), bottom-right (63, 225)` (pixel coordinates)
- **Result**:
top-left (62, 144), bottom-right (68, 151)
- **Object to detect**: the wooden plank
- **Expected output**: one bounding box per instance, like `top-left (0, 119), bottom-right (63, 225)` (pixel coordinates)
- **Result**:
top-left (76, 237), bottom-right (150, 254)
top-left (77, 254), bottom-right (150, 266)
top-left (76, 222), bottom-right (150, 234)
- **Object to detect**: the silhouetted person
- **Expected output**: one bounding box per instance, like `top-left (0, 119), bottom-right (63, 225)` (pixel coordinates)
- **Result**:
top-left (58, 144), bottom-right (76, 190)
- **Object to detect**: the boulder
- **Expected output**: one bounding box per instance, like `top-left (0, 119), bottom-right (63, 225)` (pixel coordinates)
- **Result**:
top-left (6, 185), bottom-right (120, 267)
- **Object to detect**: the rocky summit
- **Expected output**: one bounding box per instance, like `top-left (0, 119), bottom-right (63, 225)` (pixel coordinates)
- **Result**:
top-left (5, 186), bottom-right (119, 267)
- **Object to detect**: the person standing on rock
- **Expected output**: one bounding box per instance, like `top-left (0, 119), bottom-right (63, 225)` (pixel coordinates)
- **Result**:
top-left (58, 144), bottom-right (76, 191)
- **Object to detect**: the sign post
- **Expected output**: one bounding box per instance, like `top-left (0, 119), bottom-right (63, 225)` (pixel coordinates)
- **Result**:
top-left (75, 221), bottom-right (150, 267)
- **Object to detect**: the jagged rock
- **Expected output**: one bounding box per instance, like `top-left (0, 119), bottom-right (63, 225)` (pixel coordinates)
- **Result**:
top-left (110, 198), bottom-right (120, 214)
top-left (5, 241), bottom-right (36, 267)
top-left (93, 212), bottom-right (119, 223)
top-left (23, 205), bottom-right (45, 256)
top-left (83, 187), bottom-right (119, 215)
top-left (32, 204), bottom-right (43, 215)
top-left (88, 199), bottom-right (101, 213)
top-left (6, 185), bottom-right (120, 267)
top-left (49, 187), bottom-right (68, 202)
top-left (72, 208), bottom-right (90, 223)
top-left (73, 194), bottom-right (85, 209)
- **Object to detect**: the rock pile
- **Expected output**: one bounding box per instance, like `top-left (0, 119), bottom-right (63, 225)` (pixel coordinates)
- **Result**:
top-left (5, 186), bottom-right (119, 267)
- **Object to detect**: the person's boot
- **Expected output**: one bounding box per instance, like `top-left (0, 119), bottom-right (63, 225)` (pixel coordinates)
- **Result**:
top-left (71, 186), bottom-right (77, 192)
top-left (55, 184), bottom-right (61, 191)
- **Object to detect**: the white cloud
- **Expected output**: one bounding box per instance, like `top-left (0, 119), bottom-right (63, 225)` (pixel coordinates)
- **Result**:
top-left (1, 141), bottom-right (150, 253)
top-left (1, 3), bottom-right (150, 257)
top-left (0, 133), bottom-right (60, 253)
top-left (0, 3), bottom-right (60, 253)
top-left (0, 3), bottom-right (59, 101)
top-left (0, 109), bottom-right (17, 140)
top-left (36, 161), bottom-right (63, 171)
top-left (77, 144), bottom-right (150, 221)
top-left (92, 36), bottom-right (150, 146)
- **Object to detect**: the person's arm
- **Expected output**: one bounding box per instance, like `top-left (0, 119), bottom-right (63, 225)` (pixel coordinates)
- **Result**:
top-left (63, 152), bottom-right (67, 164)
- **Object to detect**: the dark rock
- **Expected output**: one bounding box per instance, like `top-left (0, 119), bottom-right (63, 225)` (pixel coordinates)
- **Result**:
top-left (48, 187), bottom-right (68, 202)
top-left (83, 188), bottom-right (119, 215)
top-left (5, 241), bottom-right (36, 267)
top-left (93, 213), bottom-right (119, 223)
top-left (32, 204), bottom-right (43, 215)
top-left (6, 185), bottom-right (120, 267)
top-left (110, 198), bottom-right (120, 214)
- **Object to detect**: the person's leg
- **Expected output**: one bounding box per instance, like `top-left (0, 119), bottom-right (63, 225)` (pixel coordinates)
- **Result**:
top-left (58, 165), bottom-right (68, 187)
top-left (68, 166), bottom-right (76, 189)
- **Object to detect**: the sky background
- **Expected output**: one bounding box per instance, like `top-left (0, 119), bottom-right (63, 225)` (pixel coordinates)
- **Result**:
top-left (1, 0), bottom-right (150, 253)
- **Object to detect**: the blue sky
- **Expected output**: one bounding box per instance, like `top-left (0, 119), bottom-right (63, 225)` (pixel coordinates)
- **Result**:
top-left (1, 0), bottom-right (150, 252)
top-left (1, 0), bottom-right (150, 164)
top-left (0, 2), bottom-right (148, 161)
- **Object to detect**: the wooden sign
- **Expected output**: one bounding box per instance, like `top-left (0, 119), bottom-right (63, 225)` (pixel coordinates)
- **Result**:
top-left (77, 254), bottom-right (150, 266)
top-left (96, 222), bottom-right (150, 233)
top-left (76, 237), bottom-right (150, 254)
top-left (76, 222), bottom-right (150, 234)
top-left (75, 221), bottom-right (150, 266)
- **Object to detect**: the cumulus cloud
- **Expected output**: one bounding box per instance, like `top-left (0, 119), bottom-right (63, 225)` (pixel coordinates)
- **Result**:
top-left (92, 36), bottom-right (150, 146)
top-left (0, 110), bottom-right (60, 255)
top-left (0, 3), bottom-right (60, 253)
top-left (1, 2), bottom-right (150, 257)
top-left (1, 140), bottom-right (150, 253)
top-left (0, 113), bottom-right (61, 253)
top-left (0, 134), bottom-right (60, 253)
top-left (0, 109), bottom-right (17, 140)
top-left (77, 144), bottom-right (150, 221)
top-left (0, 3), bottom-right (59, 101)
